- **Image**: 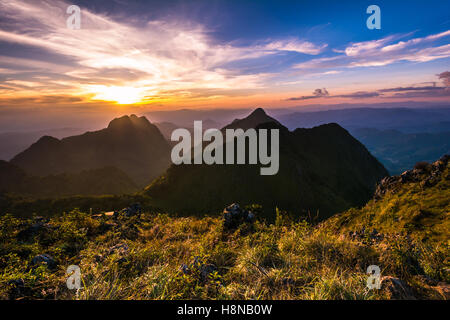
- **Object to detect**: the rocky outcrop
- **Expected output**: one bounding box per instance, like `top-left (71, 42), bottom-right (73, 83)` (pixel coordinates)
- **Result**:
top-left (31, 254), bottom-right (57, 270)
top-left (375, 154), bottom-right (449, 200)
top-left (222, 203), bottom-right (255, 230)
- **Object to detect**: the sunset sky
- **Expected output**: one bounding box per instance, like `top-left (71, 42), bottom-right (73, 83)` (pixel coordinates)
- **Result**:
top-left (0, 0), bottom-right (449, 122)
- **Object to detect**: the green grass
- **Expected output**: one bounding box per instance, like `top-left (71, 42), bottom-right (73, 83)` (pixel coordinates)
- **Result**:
top-left (326, 161), bottom-right (450, 244)
top-left (0, 208), bottom-right (447, 300)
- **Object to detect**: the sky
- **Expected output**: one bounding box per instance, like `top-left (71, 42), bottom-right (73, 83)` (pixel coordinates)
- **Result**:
top-left (0, 0), bottom-right (449, 127)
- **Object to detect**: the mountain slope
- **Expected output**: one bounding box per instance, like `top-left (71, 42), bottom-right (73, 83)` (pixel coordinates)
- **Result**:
top-left (0, 160), bottom-right (138, 196)
top-left (145, 108), bottom-right (388, 220)
top-left (10, 115), bottom-right (171, 187)
top-left (325, 155), bottom-right (450, 243)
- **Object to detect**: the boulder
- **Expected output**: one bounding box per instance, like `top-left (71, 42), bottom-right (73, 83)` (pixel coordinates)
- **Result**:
top-left (222, 203), bottom-right (255, 230)
top-left (31, 254), bottom-right (57, 270)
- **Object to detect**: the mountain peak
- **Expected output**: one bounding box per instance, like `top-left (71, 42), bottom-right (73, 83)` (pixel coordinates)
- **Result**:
top-left (223, 108), bottom-right (282, 130)
top-left (107, 115), bottom-right (152, 130)
top-left (250, 107), bottom-right (267, 117)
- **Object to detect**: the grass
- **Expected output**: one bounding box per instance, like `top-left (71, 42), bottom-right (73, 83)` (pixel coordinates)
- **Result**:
top-left (0, 208), bottom-right (447, 300)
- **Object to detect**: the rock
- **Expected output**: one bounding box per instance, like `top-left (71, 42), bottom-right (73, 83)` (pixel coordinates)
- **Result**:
top-left (180, 256), bottom-right (218, 283)
top-left (31, 254), bottom-right (57, 270)
top-left (375, 154), bottom-right (449, 200)
top-left (222, 203), bottom-right (255, 230)
top-left (16, 218), bottom-right (53, 241)
top-left (381, 276), bottom-right (415, 299)
top-left (121, 203), bottom-right (142, 217)
top-left (199, 264), bottom-right (218, 282)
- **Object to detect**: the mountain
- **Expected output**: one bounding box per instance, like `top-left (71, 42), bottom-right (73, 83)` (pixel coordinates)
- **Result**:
top-left (10, 115), bottom-right (171, 187)
top-left (154, 122), bottom-right (186, 142)
top-left (278, 107), bottom-right (450, 133)
top-left (0, 128), bottom-right (86, 161)
top-left (155, 119), bottom-right (224, 142)
top-left (325, 155), bottom-right (449, 244)
top-left (350, 128), bottom-right (450, 175)
top-left (223, 107), bottom-right (281, 130)
top-left (145, 108), bottom-right (388, 220)
top-left (0, 160), bottom-right (138, 196)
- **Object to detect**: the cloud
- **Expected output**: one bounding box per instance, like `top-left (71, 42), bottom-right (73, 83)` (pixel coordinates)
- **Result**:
top-left (438, 71), bottom-right (450, 87)
top-left (286, 88), bottom-right (329, 100)
top-left (335, 91), bottom-right (380, 99)
top-left (293, 31), bottom-right (450, 73)
top-left (286, 72), bottom-right (450, 101)
top-left (263, 38), bottom-right (327, 55)
top-left (0, 0), bottom-right (328, 103)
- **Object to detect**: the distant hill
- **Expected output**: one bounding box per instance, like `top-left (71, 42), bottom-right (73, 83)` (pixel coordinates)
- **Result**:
top-left (350, 128), bottom-right (450, 175)
top-left (0, 160), bottom-right (138, 197)
top-left (325, 155), bottom-right (450, 244)
top-left (145, 108), bottom-right (388, 220)
top-left (0, 128), bottom-right (86, 161)
top-left (10, 115), bottom-right (171, 187)
top-left (278, 107), bottom-right (450, 133)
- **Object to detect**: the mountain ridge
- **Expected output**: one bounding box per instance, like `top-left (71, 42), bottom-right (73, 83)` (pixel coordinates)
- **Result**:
top-left (10, 115), bottom-right (171, 187)
top-left (145, 108), bottom-right (388, 219)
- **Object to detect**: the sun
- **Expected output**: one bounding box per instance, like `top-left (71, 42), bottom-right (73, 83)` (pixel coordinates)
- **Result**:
top-left (88, 85), bottom-right (147, 104)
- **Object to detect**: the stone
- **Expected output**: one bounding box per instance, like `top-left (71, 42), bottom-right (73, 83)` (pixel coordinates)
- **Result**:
top-left (222, 203), bottom-right (255, 230)
top-left (31, 254), bottom-right (57, 270)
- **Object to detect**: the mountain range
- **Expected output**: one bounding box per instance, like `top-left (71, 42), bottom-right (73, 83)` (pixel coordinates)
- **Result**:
top-left (349, 128), bottom-right (450, 175)
top-left (10, 115), bottom-right (171, 188)
top-left (145, 108), bottom-right (388, 219)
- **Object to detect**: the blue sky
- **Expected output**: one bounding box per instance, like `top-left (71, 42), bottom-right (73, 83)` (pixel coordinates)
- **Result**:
top-left (0, 0), bottom-right (449, 113)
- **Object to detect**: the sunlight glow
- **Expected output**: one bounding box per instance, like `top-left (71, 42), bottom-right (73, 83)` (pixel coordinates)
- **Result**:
top-left (88, 85), bottom-right (148, 104)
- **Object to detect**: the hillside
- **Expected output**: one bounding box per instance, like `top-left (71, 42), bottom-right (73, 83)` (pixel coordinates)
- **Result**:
top-left (10, 115), bottom-right (171, 187)
top-left (325, 155), bottom-right (450, 244)
top-left (0, 161), bottom-right (138, 197)
top-left (0, 196), bottom-right (447, 300)
top-left (145, 108), bottom-right (388, 219)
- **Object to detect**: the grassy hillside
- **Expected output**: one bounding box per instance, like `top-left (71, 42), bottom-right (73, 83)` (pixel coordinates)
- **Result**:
top-left (325, 155), bottom-right (449, 244)
top-left (0, 207), bottom-right (447, 300)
